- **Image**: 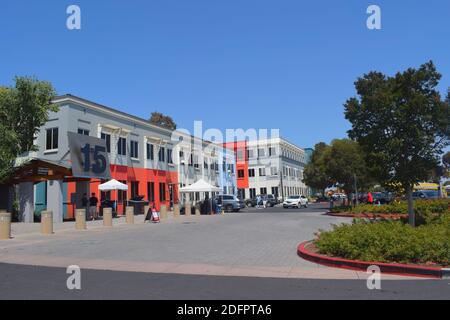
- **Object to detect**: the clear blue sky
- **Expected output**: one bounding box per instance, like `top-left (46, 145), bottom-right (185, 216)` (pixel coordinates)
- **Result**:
top-left (1, 0), bottom-right (449, 148)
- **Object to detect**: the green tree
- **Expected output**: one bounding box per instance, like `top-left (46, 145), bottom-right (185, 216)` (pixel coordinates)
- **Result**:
top-left (303, 142), bottom-right (331, 197)
top-left (344, 61), bottom-right (450, 226)
top-left (322, 139), bottom-right (370, 202)
top-left (0, 77), bottom-right (57, 181)
top-left (149, 112), bottom-right (177, 130)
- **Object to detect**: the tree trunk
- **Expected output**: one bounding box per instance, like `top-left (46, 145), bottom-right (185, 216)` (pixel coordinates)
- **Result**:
top-left (406, 184), bottom-right (415, 227)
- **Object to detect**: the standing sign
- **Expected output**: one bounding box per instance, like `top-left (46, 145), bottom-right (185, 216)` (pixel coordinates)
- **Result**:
top-left (68, 132), bottom-right (111, 179)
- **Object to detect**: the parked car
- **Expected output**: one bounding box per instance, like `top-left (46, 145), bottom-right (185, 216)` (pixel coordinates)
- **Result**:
top-left (412, 190), bottom-right (439, 200)
top-left (283, 195), bottom-right (308, 209)
top-left (372, 192), bottom-right (395, 204)
top-left (245, 194), bottom-right (277, 207)
top-left (214, 195), bottom-right (242, 212)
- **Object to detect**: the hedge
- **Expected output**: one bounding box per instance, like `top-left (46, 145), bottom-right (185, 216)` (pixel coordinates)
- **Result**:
top-left (315, 214), bottom-right (450, 266)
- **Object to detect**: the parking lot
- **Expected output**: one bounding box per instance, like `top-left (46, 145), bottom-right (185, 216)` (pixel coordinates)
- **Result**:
top-left (0, 203), bottom-right (362, 279)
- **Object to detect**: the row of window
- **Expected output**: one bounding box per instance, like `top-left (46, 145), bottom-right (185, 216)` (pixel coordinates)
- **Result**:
top-left (45, 129), bottom-right (235, 173)
top-left (103, 180), bottom-right (168, 203)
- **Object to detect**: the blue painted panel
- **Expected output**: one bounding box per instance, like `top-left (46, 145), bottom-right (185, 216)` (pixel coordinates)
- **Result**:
top-left (35, 182), bottom-right (47, 214)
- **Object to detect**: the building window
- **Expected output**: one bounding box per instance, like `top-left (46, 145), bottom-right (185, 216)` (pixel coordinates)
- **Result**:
top-left (147, 143), bottom-right (154, 160)
top-left (194, 155), bottom-right (199, 168)
top-left (167, 149), bottom-right (173, 164)
top-left (249, 188), bottom-right (256, 199)
top-left (101, 133), bottom-right (111, 153)
top-left (269, 147), bottom-right (276, 157)
top-left (158, 147), bottom-right (165, 162)
top-left (159, 183), bottom-right (166, 202)
top-left (258, 148), bottom-right (265, 158)
top-left (271, 187), bottom-right (279, 198)
top-left (270, 167), bottom-right (278, 176)
top-left (118, 137), bottom-right (127, 156)
top-left (118, 180), bottom-right (127, 203)
top-left (259, 168), bottom-right (266, 177)
top-left (147, 182), bottom-right (155, 202)
top-left (236, 149), bottom-right (244, 161)
top-left (131, 181), bottom-right (139, 198)
top-left (260, 187), bottom-right (267, 195)
top-left (130, 141), bottom-right (139, 159)
top-left (237, 169), bottom-right (245, 178)
top-left (46, 128), bottom-right (58, 150)
top-left (78, 128), bottom-right (89, 136)
top-left (248, 169), bottom-right (255, 177)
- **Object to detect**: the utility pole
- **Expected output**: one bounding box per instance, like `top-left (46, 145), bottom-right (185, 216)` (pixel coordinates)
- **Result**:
top-left (354, 173), bottom-right (359, 206)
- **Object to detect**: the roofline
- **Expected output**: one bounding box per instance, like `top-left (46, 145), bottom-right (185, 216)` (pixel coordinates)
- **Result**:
top-left (53, 94), bottom-right (174, 134)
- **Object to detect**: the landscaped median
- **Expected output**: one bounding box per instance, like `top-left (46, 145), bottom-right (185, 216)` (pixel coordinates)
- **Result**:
top-left (298, 209), bottom-right (450, 278)
top-left (327, 199), bottom-right (450, 224)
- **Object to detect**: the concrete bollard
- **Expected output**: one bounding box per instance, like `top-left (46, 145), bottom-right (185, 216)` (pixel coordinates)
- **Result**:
top-left (126, 206), bottom-right (134, 224)
top-left (75, 209), bottom-right (87, 230)
top-left (173, 204), bottom-right (180, 218)
top-left (103, 208), bottom-right (113, 227)
top-left (40, 211), bottom-right (53, 235)
top-left (160, 204), bottom-right (167, 220)
top-left (195, 205), bottom-right (201, 216)
top-left (185, 201), bottom-right (191, 216)
top-left (0, 212), bottom-right (11, 240)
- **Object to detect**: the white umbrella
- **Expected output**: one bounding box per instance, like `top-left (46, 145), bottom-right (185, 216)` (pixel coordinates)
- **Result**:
top-left (179, 179), bottom-right (221, 193)
top-left (98, 179), bottom-right (128, 215)
top-left (99, 179), bottom-right (128, 191)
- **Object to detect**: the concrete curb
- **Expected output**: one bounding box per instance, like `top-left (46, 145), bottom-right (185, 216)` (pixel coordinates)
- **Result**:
top-left (325, 212), bottom-right (407, 219)
top-left (297, 241), bottom-right (444, 279)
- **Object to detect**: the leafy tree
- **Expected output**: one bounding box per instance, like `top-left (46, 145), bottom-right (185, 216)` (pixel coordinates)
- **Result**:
top-left (322, 139), bottom-right (370, 202)
top-left (344, 61), bottom-right (450, 226)
top-left (303, 142), bottom-right (331, 197)
top-left (0, 77), bottom-right (57, 181)
top-left (149, 112), bottom-right (177, 130)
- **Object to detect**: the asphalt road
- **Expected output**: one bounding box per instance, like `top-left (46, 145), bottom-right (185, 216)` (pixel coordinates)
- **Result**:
top-left (1, 203), bottom-right (449, 300)
top-left (0, 262), bottom-right (449, 300)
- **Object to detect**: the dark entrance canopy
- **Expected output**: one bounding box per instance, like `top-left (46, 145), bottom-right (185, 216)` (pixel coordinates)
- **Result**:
top-left (6, 158), bottom-right (88, 185)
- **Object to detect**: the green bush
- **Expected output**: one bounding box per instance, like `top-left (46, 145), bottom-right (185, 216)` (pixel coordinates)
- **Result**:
top-left (330, 199), bottom-right (450, 220)
top-left (316, 217), bottom-right (450, 266)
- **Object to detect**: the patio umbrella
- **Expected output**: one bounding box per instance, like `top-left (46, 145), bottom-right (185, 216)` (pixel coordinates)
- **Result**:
top-left (99, 179), bottom-right (128, 214)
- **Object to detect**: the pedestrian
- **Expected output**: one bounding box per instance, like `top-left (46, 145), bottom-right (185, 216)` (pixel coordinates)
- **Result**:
top-left (262, 196), bottom-right (268, 209)
top-left (89, 193), bottom-right (99, 220)
top-left (256, 195), bottom-right (261, 209)
top-left (367, 192), bottom-right (374, 205)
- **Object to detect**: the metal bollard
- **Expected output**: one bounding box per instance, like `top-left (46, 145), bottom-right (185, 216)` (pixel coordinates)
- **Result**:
top-left (173, 204), bottom-right (180, 218)
top-left (125, 206), bottom-right (134, 224)
top-left (40, 211), bottom-right (53, 235)
top-left (103, 208), bottom-right (113, 227)
top-left (75, 209), bottom-right (87, 230)
top-left (160, 204), bottom-right (167, 220)
top-left (0, 212), bottom-right (11, 240)
top-left (185, 201), bottom-right (191, 216)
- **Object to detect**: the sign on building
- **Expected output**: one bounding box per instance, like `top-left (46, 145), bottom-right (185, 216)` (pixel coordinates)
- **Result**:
top-left (68, 132), bottom-right (111, 179)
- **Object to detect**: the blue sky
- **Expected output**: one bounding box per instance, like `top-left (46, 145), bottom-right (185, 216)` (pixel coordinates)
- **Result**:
top-left (1, 0), bottom-right (449, 148)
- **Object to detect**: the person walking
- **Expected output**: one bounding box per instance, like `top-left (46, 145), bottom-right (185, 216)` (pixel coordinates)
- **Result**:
top-left (256, 195), bottom-right (262, 209)
top-left (89, 193), bottom-right (99, 220)
top-left (367, 192), bottom-right (374, 205)
top-left (262, 196), bottom-right (268, 209)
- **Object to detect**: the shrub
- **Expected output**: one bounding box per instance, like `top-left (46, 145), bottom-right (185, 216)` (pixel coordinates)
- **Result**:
top-left (315, 217), bottom-right (450, 266)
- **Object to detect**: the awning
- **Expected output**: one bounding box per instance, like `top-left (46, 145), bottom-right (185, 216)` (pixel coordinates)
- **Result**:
top-left (179, 179), bottom-right (221, 193)
top-left (98, 179), bottom-right (128, 191)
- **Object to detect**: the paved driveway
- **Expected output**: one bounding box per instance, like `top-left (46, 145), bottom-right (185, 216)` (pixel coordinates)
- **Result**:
top-left (0, 204), bottom-right (386, 279)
